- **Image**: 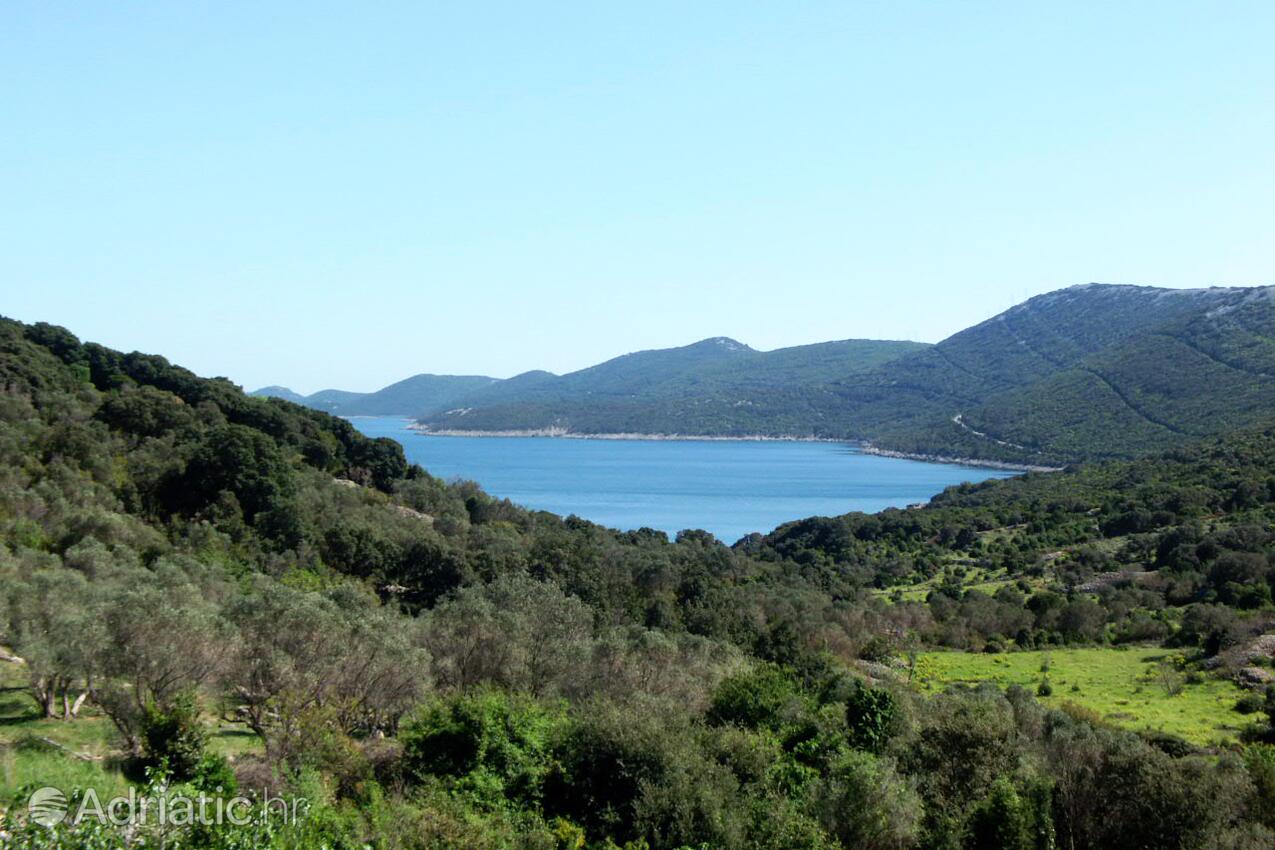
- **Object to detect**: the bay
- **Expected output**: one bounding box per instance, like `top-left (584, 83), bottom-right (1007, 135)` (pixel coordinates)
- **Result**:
top-left (351, 418), bottom-right (1016, 543)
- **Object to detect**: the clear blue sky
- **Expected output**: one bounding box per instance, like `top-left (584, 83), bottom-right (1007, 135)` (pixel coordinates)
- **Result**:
top-left (3, 2), bottom-right (1272, 393)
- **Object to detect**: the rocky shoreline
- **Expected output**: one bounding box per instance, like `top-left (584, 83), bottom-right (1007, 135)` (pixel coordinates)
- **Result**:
top-left (859, 445), bottom-right (1064, 473)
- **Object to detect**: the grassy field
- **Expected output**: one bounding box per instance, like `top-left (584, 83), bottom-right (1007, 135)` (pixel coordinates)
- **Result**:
top-left (0, 661), bottom-right (262, 811)
top-left (871, 564), bottom-right (1044, 603)
top-left (916, 647), bottom-right (1258, 746)
top-left (0, 663), bottom-right (129, 809)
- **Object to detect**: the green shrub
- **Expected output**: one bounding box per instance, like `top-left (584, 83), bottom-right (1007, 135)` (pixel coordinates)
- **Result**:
top-left (400, 690), bottom-right (562, 809)
top-left (844, 681), bottom-right (901, 755)
top-left (139, 692), bottom-right (208, 781)
top-left (1235, 693), bottom-right (1265, 715)
top-left (707, 664), bottom-right (803, 731)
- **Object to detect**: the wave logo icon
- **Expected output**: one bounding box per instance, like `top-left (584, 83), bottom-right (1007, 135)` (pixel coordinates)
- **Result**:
top-left (27, 786), bottom-right (68, 827)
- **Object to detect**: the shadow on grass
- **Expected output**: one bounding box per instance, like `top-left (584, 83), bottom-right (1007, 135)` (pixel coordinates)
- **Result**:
top-left (0, 686), bottom-right (38, 726)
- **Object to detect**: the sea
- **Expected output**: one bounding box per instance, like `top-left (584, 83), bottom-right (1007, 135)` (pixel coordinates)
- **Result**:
top-left (350, 418), bottom-right (1016, 543)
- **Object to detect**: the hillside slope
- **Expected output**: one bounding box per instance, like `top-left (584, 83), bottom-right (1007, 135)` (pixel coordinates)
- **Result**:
top-left (421, 337), bottom-right (929, 435)
top-left (252, 373), bottom-right (496, 416)
top-left (420, 284), bottom-right (1275, 464)
top-left (866, 285), bottom-right (1275, 463)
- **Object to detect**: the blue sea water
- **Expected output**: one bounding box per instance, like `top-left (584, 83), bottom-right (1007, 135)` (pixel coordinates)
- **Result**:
top-left (351, 418), bottom-right (1016, 543)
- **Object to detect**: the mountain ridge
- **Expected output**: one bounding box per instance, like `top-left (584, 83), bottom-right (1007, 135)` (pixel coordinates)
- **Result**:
top-left (255, 283), bottom-right (1275, 465)
top-left (253, 336), bottom-right (928, 421)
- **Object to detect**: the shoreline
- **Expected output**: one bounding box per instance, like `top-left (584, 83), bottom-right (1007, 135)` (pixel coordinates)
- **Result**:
top-left (858, 445), bottom-right (1064, 473)
top-left (403, 424), bottom-right (1058, 472)
top-left (406, 424), bottom-right (841, 443)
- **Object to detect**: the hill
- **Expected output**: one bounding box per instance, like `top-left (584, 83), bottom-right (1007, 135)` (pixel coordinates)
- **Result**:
top-left (251, 373), bottom-right (497, 416)
top-left (859, 285), bottom-right (1275, 463)
top-left (249, 384), bottom-right (306, 404)
top-left (1, 315), bottom-right (1273, 849)
top-left (420, 336), bottom-right (930, 435)
top-left (254, 336), bottom-right (928, 433)
top-left (416, 284), bottom-right (1275, 465)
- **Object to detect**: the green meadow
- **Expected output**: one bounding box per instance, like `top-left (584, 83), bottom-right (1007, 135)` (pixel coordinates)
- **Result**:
top-left (0, 662), bottom-right (261, 811)
top-left (916, 647), bottom-right (1259, 746)
top-left (870, 564), bottom-right (1045, 603)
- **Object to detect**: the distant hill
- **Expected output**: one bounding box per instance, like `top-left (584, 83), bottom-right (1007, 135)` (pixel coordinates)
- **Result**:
top-left (251, 373), bottom-right (496, 416)
top-left (417, 284), bottom-right (1275, 464)
top-left (830, 284), bottom-right (1275, 463)
top-left (251, 385), bottom-right (307, 404)
top-left (254, 337), bottom-right (927, 430)
top-left (418, 337), bottom-right (930, 435)
top-left (257, 284), bottom-right (1275, 464)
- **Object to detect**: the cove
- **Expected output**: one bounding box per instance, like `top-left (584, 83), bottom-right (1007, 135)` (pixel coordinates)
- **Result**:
top-left (351, 418), bottom-right (1016, 543)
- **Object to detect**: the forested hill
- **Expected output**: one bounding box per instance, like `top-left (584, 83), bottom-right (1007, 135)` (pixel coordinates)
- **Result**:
top-left (853, 284), bottom-right (1275, 463)
top-left (251, 373), bottom-right (497, 416)
top-left (256, 336), bottom-right (927, 426)
top-left (3, 315), bottom-right (1275, 848)
top-left (417, 284), bottom-right (1275, 464)
top-left (417, 336), bottom-right (931, 436)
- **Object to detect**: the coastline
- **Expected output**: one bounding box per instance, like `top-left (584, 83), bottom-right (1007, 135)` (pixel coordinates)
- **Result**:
top-left (858, 445), bottom-right (1064, 473)
top-left (406, 424), bottom-right (841, 443)
top-left (404, 424), bottom-right (1059, 472)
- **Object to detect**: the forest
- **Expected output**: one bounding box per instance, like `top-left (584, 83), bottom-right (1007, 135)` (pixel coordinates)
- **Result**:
top-left (2, 315), bottom-right (1274, 849)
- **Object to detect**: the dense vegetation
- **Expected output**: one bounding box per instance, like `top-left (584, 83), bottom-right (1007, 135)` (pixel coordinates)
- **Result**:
top-left (412, 284), bottom-right (1275, 466)
top-left (3, 316), bottom-right (1275, 849)
top-left (871, 284), bottom-right (1275, 464)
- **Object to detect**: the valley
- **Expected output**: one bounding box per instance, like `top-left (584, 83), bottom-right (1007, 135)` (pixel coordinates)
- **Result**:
top-left (2, 312), bottom-right (1274, 848)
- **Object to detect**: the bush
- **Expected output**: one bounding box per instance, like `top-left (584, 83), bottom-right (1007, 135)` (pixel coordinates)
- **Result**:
top-left (707, 664), bottom-right (803, 731)
top-left (399, 690), bottom-right (562, 810)
top-left (965, 778), bottom-right (1034, 850)
top-left (1235, 693), bottom-right (1266, 715)
top-left (139, 692), bottom-right (208, 782)
top-left (814, 750), bottom-right (920, 850)
top-left (844, 681), bottom-right (901, 755)
top-left (191, 753), bottom-right (238, 794)
top-left (1037, 679), bottom-right (1053, 697)
top-left (544, 700), bottom-right (744, 847)
top-left (1142, 731), bottom-right (1197, 758)
top-left (858, 635), bottom-right (897, 664)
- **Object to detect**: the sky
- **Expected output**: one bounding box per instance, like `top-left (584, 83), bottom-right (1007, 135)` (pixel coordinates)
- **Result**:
top-left (2, 3), bottom-right (1272, 394)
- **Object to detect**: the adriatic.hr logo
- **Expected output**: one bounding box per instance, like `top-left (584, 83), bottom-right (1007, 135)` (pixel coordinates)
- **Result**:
top-left (26, 787), bottom-right (68, 827)
top-left (20, 785), bottom-right (306, 830)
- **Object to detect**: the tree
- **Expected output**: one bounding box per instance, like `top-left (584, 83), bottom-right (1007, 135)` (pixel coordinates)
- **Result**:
top-left (965, 778), bottom-right (1033, 850)
top-left (422, 574), bottom-right (592, 697)
top-left (4, 568), bottom-right (103, 719)
top-left (168, 424), bottom-right (295, 522)
top-left (93, 583), bottom-right (232, 752)
top-left (815, 750), bottom-right (921, 850)
top-left (226, 580), bottom-right (427, 766)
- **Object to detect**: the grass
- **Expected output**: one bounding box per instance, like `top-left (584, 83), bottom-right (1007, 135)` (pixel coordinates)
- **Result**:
top-left (0, 663), bottom-right (129, 810)
top-left (872, 564), bottom-right (1047, 603)
top-left (915, 646), bottom-right (1258, 746)
top-left (0, 661), bottom-right (263, 813)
